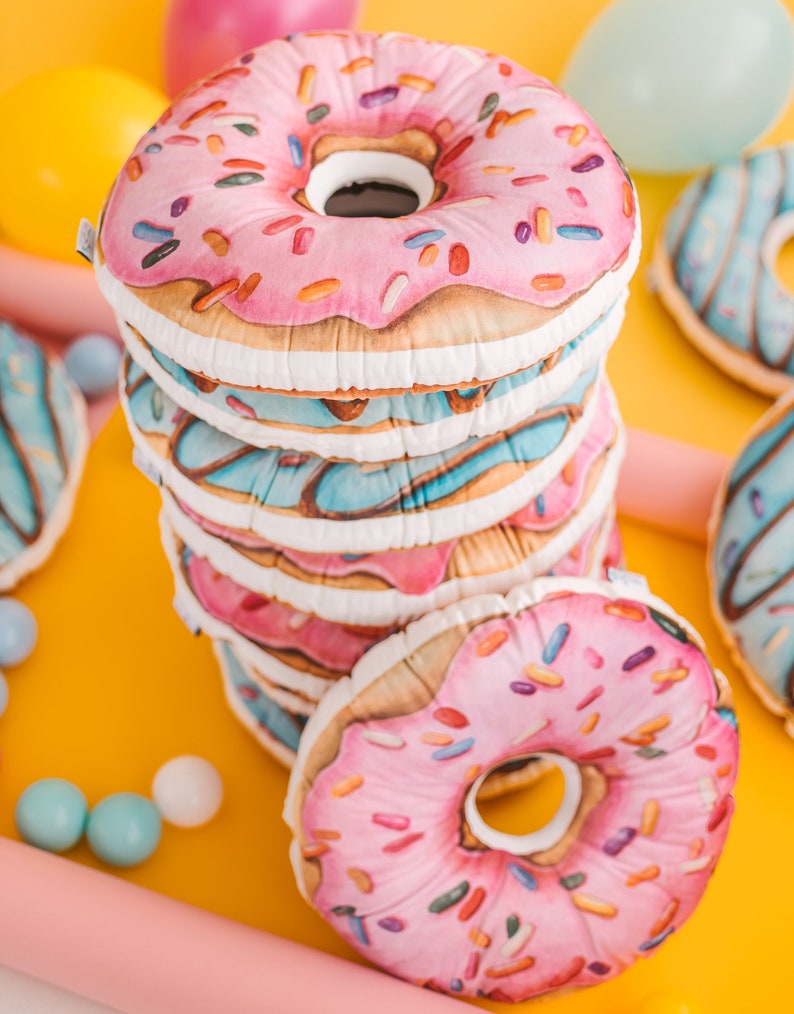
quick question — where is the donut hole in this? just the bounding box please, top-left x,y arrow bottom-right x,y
324,181 -> 420,218
303,150 -> 435,218
475,757 -> 567,837
464,752 -> 583,858
768,210 -> 794,297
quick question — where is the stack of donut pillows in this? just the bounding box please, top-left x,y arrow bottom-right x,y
94,31 -> 740,1004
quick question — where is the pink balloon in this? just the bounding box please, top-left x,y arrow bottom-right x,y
162,0 -> 361,96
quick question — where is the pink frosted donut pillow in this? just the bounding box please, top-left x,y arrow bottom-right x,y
284,575 -> 738,1003
94,30 -> 640,396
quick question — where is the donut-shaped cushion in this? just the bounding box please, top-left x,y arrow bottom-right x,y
122,355 -> 607,554
0,320 -> 89,591
95,31 -> 640,395
709,385 -> 794,733
119,290 -> 625,461
654,144 -> 794,396
285,576 -> 738,1002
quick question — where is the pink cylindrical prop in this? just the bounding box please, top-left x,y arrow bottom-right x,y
618,427 -> 728,543
0,838 -> 458,1013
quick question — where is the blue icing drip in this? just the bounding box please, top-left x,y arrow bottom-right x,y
672,146 -> 794,374
136,304 -> 607,435
219,643 -> 305,752
125,356 -> 595,520
727,404 -> 794,492
717,707 -> 738,729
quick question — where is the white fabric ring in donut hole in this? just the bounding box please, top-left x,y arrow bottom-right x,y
303,150 -> 436,217
284,575 -> 739,1003
464,753 -> 583,856
94,30 -> 640,395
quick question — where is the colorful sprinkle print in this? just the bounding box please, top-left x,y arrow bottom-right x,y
170,197 -> 189,217
359,85 -> 399,108
290,575 -> 738,1002
404,229 -> 446,249
287,135 -> 304,168
214,172 -> 264,187
98,29 -> 640,409
133,222 -> 174,243
572,154 -> 605,173
141,239 -> 180,268
429,881 -> 469,913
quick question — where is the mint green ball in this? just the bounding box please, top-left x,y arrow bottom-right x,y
561,0 -> 794,173
15,778 -> 88,852
86,792 -> 162,867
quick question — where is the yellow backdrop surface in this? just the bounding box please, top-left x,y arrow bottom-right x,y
1,2 -> 793,1012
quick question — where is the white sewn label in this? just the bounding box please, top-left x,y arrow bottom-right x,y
132,447 -> 162,487
75,218 -> 97,264
606,567 -> 649,591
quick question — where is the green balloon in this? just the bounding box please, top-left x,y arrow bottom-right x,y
561,0 -> 794,173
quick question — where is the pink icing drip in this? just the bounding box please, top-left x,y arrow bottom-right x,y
186,551 -> 390,673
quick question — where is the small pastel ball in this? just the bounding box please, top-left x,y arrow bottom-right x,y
151,755 -> 224,828
64,333 -> 122,400
0,672 -> 8,717
87,792 -> 162,867
15,778 -> 88,852
0,598 -> 38,667
636,995 -> 707,1014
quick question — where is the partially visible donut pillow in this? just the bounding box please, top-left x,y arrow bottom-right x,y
0,320 -> 88,590
654,145 -> 794,395
709,384 -> 794,732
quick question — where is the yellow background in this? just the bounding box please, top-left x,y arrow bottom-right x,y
1,1 -> 793,1011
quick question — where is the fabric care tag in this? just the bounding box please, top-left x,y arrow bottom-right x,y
606,567 -> 649,591
75,219 -> 97,264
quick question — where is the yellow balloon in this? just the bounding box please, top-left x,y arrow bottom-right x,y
0,65 -> 167,262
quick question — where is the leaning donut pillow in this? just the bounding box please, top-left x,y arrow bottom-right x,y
284,575 -> 739,1003
93,30 -> 640,396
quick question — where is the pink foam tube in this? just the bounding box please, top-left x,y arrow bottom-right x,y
618,427 -> 729,544
0,838 -> 459,1013
0,241 -> 118,340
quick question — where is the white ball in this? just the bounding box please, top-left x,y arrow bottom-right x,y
151,755 -> 224,828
